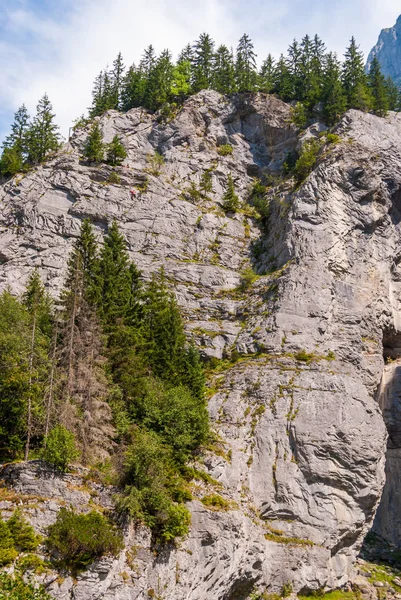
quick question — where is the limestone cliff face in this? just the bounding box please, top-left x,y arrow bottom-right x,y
366,15 -> 401,84
1,92 -> 401,599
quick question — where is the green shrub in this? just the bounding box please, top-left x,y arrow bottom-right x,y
146,151 -> 165,175
222,174 -> 240,213
293,139 -> 322,183
16,554 -> 49,575
326,133 -> 341,144
201,493 -> 230,510
0,572 -> 51,600
0,518 -> 17,566
217,144 -> 233,156
106,135 -> 127,166
239,267 -> 258,291
290,102 -> 308,128
46,508 -> 123,571
7,509 -> 40,551
281,583 -> 293,598
41,425 -> 79,472
249,180 -> 270,219
119,428 -> 191,543
294,350 -> 316,363
107,171 -> 121,184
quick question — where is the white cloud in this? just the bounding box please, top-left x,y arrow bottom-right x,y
0,0 -> 400,142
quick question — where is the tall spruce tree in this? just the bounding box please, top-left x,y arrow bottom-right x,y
144,50 -> 174,110
107,135 -> 127,166
27,94 -> 60,165
192,33 -> 215,92
368,56 -> 389,117
385,76 -> 399,111
213,45 -> 236,94
321,52 -> 347,125
274,55 -> 294,101
120,64 -> 147,111
259,55 -> 275,93
342,37 -> 371,111
235,34 -> 257,92
2,105 -> 30,160
83,122 -> 105,163
22,270 -> 52,460
58,221 -> 114,463
98,220 -> 133,326
111,52 -> 125,110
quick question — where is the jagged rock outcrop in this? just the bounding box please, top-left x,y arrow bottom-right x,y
366,15 -> 401,84
2,91 -> 401,598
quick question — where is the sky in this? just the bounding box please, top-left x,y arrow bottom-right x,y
0,0 -> 400,144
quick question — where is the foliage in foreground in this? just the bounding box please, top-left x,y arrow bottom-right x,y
41,425 -> 79,472
0,510 -> 40,566
46,508 -> 123,571
0,573 -> 51,600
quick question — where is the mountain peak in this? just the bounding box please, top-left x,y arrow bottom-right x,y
366,14 -> 401,84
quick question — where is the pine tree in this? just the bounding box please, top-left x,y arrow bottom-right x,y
144,50 -> 174,110
235,34 -> 257,92
98,220 -> 133,326
192,33 -> 215,92
342,37 -> 372,111
2,105 -> 30,157
120,64 -> 147,111
368,56 -> 389,117
22,270 -> 52,460
178,44 -> 193,64
89,71 -> 106,117
286,39 -> 302,99
0,147 -> 23,177
107,135 -> 127,166
299,34 -> 323,110
140,45 -> 157,75
58,222 -> 114,463
222,173 -> 240,212
385,76 -> 399,111
27,94 -> 60,165
274,55 -> 294,101
111,52 -> 125,110
213,45 -> 236,94
259,55 -> 275,93
321,52 -> 347,125
83,122 -> 105,163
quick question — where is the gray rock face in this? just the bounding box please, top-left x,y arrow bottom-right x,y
1,92 -> 401,598
366,15 -> 401,84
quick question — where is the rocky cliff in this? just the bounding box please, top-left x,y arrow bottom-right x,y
1,91 -> 401,599
366,14 -> 401,84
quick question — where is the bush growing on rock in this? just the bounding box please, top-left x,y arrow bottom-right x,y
41,425 -> 79,472
106,135 -> 127,166
46,508 -> 123,571
293,139 -> 322,183
0,572 -> 52,600
83,122 -> 105,163
222,174 -> 240,213
0,510 -> 39,566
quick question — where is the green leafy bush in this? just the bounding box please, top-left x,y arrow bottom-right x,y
120,428 -> 191,543
239,267 -> 258,291
293,139 -> 322,183
107,170 -> 121,184
16,554 -> 49,575
7,509 -> 40,551
146,151 -> 165,175
290,102 -> 308,128
41,425 -> 79,472
0,517 -> 18,566
0,572 -> 51,600
46,508 -> 123,571
106,135 -> 127,166
217,144 -> 233,156
201,493 -> 230,510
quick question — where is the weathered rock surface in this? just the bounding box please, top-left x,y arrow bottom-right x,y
366,14 -> 401,84
2,91 -> 401,598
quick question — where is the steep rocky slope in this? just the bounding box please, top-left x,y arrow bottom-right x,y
1,91 -> 401,598
366,14 -> 401,84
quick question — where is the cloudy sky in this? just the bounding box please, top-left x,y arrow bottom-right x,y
0,0 -> 400,143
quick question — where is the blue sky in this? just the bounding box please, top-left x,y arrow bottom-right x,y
0,0 -> 400,144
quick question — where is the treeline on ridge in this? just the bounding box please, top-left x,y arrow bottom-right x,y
0,219 -> 208,542
1,32 -> 399,179
89,33 -> 399,123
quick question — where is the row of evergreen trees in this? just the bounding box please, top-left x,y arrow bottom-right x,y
0,95 -> 60,177
89,34 -> 400,123
0,220 -> 208,541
